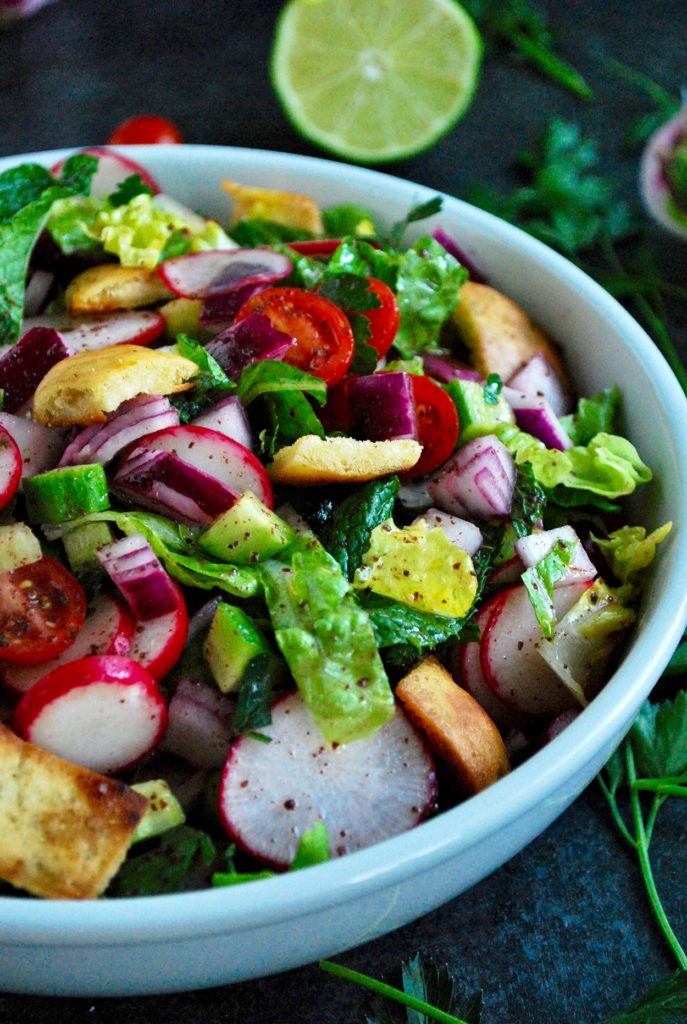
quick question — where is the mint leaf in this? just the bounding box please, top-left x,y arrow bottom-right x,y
170,333 -> 235,421
599,969 -> 687,1024
521,539 -> 575,638
260,390 -> 325,459
108,173 -> 154,208
390,196 -> 443,248
234,652 -> 280,733
483,372 -> 503,405
510,463 -> 547,538
393,237 -> 467,357
0,163 -> 53,221
361,591 -> 478,652
321,477 -> 399,580
109,826 -> 216,897
238,358 -> 327,407
631,692 -> 687,780
57,153 -> 98,195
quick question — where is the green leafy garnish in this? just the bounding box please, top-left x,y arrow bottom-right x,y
510,462 -> 547,538
360,591 -> 479,652
56,153 -> 99,195
389,196 -> 443,249
482,372 -> 503,405
237,358 -> 327,408
320,476 -> 399,581
212,821 -> 330,887
0,163 -> 54,221
233,652 -> 282,734
393,237 -> 467,358
607,60 -> 682,148
171,334 -> 235,421
110,826 -> 216,897
108,173 -> 154,208
230,218 -> 313,246
593,523 -> 672,585
560,386 -> 621,445
323,203 -> 377,238
521,539 -> 574,638
260,391 -> 325,459
599,970 -> 687,1024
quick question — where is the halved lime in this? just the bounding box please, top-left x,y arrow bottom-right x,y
271,0 -> 482,164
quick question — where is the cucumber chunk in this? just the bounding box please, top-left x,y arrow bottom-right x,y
204,602 -> 268,693
24,464 -> 110,524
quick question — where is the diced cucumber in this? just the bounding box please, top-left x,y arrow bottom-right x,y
23,464 -> 110,524
204,602 -> 268,693
447,378 -> 515,444
131,779 -> 186,843
198,491 -> 295,564
0,523 -> 42,575
63,521 -> 114,581
159,297 -> 206,340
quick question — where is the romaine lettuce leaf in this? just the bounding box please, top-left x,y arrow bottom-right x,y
560,386 -> 621,445
393,236 -> 467,357
47,195 -> 105,255
353,519 -> 477,619
521,539 -> 574,639
593,522 -> 672,583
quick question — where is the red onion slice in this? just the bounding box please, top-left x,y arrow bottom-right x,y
205,313 -> 296,381
0,326 -> 69,412
349,372 -> 418,441
96,535 -> 181,622
507,353 -> 571,417
0,412 -> 68,478
60,395 -> 180,467
428,435 -> 515,520
159,248 -> 293,300
504,388 -> 573,451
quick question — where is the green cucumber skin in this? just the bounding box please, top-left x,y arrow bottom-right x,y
448,378 -> 515,444
199,493 -> 295,564
24,464 -> 110,525
204,603 -> 268,693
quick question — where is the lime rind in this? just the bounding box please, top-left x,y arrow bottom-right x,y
271,0 -> 483,164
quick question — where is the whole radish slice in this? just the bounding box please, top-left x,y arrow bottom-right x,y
51,147 -> 160,197
124,424 -> 273,508
160,677 -> 234,769
220,692 -> 436,870
24,311 -> 165,354
448,601 -> 520,733
0,425 -> 22,510
159,249 -> 293,300
0,412 -> 68,479
128,585 -> 189,679
13,655 -> 167,774
192,397 -> 252,451
480,582 -> 591,717
0,593 -> 134,695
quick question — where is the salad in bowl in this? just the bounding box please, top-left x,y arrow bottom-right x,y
0,144 -> 684,995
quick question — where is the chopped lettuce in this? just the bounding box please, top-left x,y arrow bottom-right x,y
47,195 -> 105,255
260,535 -> 394,744
383,355 -> 425,375
593,522 -> 672,583
354,519 -> 477,619
237,359 -> 327,408
393,236 -> 468,357
521,539 -> 575,639
212,821 -> 330,887
560,386 -> 621,445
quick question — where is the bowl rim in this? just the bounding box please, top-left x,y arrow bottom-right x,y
2,143 -> 687,946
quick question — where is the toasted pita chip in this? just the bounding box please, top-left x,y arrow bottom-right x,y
452,281 -> 568,383
396,656 -> 509,794
33,344 -> 197,427
66,264 -> 172,314
267,435 -> 421,485
0,724 -> 147,899
222,180 -> 324,234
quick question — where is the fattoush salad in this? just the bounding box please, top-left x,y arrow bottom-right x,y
0,148 -> 670,899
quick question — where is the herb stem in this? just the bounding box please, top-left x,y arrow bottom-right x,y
633,780 -> 687,798
626,745 -> 687,969
645,793 -> 668,847
319,960 -> 470,1024
597,773 -> 636,849
509,31 -> 594,101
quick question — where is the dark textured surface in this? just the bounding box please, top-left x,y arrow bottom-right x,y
1,1 -> 687,1020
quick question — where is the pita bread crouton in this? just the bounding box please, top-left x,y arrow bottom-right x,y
267,435 -> 422,485
452,281 -> 568,383
33,344 -> 198,427
0,724 -> 147,899
66,264 -> 172,314
222,180 -> 324,235
396,656 -> 509,794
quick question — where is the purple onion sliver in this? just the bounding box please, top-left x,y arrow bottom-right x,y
200,282 -> 267,325
96,535 -> 180,622
206,313 -> 296,381
422,351 -> 482,384
432,227 -> 487,283
349,372 -> 418,442
0,326 -> 69,412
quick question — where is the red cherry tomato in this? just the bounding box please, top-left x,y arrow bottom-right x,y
288,239 -> 342,257
234,287 -> 355,388
107,115 -> 183,146
0,557 -> 87,666
358,277 -> 400,359
405,375 -> 460,479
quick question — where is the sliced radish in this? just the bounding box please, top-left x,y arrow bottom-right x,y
159,677 -> 235,769
0,592 -> 134,695
448,601 -> 518,733
480,582 -> 591,717
412,508 -> 483,556
219,691 -> 436,870
51,147 -> 160,197
515,526 -> 597,587
24,270 -> 54,317
23,310 -> 165,354
487,555 -> 525,591
639,107 -> 687,241
13,655 -> 167,774
124,424 -> 273,508
191,397 -> 253,451
0,425 -> 22,510
159,249 -> 293,300
128,583 -> 188,679
0,412 -> 68,479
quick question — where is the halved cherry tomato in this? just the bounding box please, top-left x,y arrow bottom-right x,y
0,557 -> 87,666
288,239 -> 342,257
107,115 -> 183,146
404,375 -> 460,479
358,277 -> 400,359
234,287 -> 355,388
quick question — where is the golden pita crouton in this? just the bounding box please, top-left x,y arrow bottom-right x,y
222,180 -> 324,235
0,724 -> 147,899
452,281 -> 568,383
396,656 -> 509,794
267,435 -> 422,485
66,264 -> 172,314
33,344 -> 198,427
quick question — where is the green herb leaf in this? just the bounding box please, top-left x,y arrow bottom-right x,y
521,539 -> 575,638
483,373 -> 503,405
289,819 -> 330,870
320,477 -> 400,581
393,237 -> 467,358
170,334 -> 235,421
56,153 -> 98,195
560,386 -> 621,446
108,173 -> 154,208
259,391 -> 325,459
323,203 -> 378,238
510,462 -> 547,539
158,228 -> 192,262
318,271 -> 382,312
327,238 -> 399,288
390,196 -> 443,248
110,826 -> 216,897
599,969 -> 687,1024
361,591 -> 478,652
234,651 -> 280,733
631,692 -> 687,781
231,219 -> 313,246
0,163 -> 54,221
238,358 -> 327,407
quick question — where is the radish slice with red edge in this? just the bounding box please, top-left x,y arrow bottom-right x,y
639,105 -> 687,241
123,424 -> 273,509
159,677 -> 234,769
0,593 -> 134,695
480,581 -> 591,717
96,535 -> 182,621
128,584 -> 188,679
0,425 -> 22,510
24,271 -> 54,317
0,412 -> 66,479
219,691 -> 437,870
22,310 -> 166,355
0,326 -> 69,412
514,526 -> 597,587
50,147 -> 160,197
13,655 -> 167,774
159,248 -> 293,300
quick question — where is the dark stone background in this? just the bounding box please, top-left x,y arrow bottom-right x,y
1,1 -> 686,1020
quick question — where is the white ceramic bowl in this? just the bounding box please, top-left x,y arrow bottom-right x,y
2,145 -> 687,997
